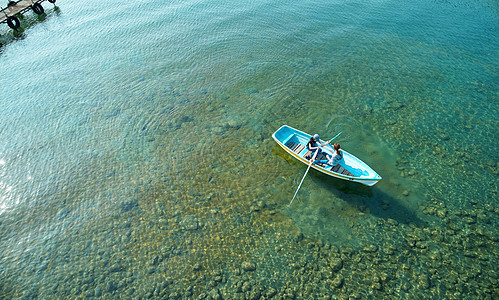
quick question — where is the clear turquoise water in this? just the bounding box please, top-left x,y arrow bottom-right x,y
0,0 -> 497,298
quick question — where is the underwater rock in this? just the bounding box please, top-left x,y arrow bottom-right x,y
208,288 -> 221,300
293,232 -> 304,242
437,132 -> 450,141
56,208 -> 70,220
381,200 -> 391,210
241,261 -> 256,272
121,200 -> 138,212
363,244 -> 378,253
330,257 -> 343,272
209,288 -> 222,300
387,218 -> 398,226
179,115 -> 194,123
265,287 -> 277,298
94,285 -> 103,297
22,287 -> 39,300
418,274 -> 430,289
223,118 -> 242,130
372,281 -> 382,290
241,280 -> 252,292
106,280 -> 118,293
462,217 -> 475,224
382,244 -> 395,255
249,288 -> 262,300
341,246 -> 354,256
477,213 -> 490,224
256,200 -> 265,209
193,263 -> 202,271
150,256 -> 160,266
180,215 -> 198,230
105,108 -> 121,119
109,263 -> 123,273
332,274 -> 343,288
250,205 -> 260,212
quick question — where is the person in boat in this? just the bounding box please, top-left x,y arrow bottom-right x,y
314,143 -> 343,166
307,134 -> 331,161
328,143 -> 343,166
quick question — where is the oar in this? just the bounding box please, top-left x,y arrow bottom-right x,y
289,131 -> 343,206
289,149 -> 319,206
328,131 -> 342,143
323,131 -> 343,155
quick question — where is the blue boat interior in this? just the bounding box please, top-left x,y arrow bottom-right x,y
283,135 -> 356,177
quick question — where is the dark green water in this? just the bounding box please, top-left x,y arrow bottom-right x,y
0,0 -> 497,298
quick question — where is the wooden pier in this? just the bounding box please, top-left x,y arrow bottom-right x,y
1,0 -> 56,30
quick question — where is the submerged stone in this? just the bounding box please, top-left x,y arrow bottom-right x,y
372,281 -> 382,290
180,215 -> 198,230
330,257 -> 343,272
109,263 -> 123,273
56,208 -> 70,220
106,281 -> 117,293
208,288 -> 221,300
121,200 -> 138,212
241,261 -> 256,271
94,285 -> 102,297
332,274 -> 343,288
363,244 -> 378,253
105,108 -> 121,119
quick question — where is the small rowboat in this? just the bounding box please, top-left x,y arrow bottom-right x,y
272,125 -> 382,186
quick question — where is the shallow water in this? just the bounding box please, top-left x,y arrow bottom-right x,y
0,0 -> 498,298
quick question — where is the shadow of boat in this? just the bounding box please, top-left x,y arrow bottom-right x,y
273,144 -> 428,228
310,170 -> 429,228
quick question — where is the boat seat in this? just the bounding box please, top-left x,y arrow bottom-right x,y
303,151 -> 329,167
285,141 -> 305,154
332,164 -> 353,177
305,151 -> 327,160
316,152 -> 328,161
331,164 -> 342,172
